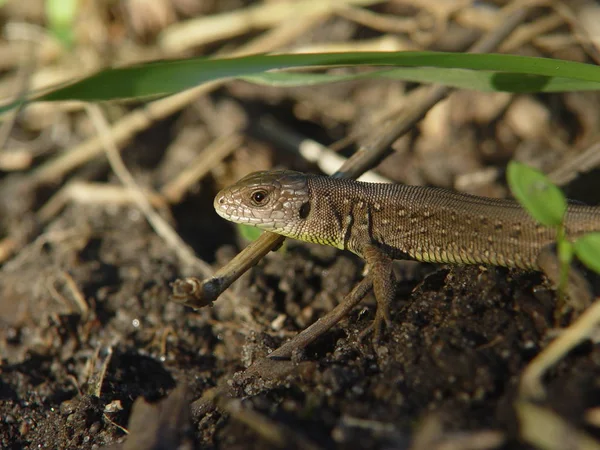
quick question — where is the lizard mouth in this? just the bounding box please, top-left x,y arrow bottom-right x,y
213,191 -> 249,224
213,191 -> 229,218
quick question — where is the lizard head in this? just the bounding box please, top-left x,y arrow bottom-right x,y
214,170 -> 312,237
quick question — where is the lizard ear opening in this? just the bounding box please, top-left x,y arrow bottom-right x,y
299,201 -> 311,219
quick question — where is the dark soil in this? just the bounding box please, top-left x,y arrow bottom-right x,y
2,167 -> 600,448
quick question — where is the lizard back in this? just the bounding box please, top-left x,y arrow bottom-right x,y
304,175 -> 600,269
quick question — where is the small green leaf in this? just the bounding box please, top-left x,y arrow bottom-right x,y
507,161 -> 567,227
574,232 -> 600,274
46,0 -> 79,47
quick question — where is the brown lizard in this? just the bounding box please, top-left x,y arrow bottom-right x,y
214,170 -> 600,336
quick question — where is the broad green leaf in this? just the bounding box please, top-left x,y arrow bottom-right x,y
23,52 -> 600,103
574,232 -> 600,274
507,161 -> 567,227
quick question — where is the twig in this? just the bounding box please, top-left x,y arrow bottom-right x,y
516,400 -> 600,449
0,28 -> 39,150
335,5 -> 416,34
216,397 -> 322,450
260,276 -> 372,360
548,139 -> 600,186
190,277 -> 372,417
500,11 -> 564,52
250,116 -> 390,182
337,2 -> 530,179
85,343 -> 114,397
37,181 -> 167,223
519,298 -> 600,400
411,413 -> 505,450
158,0 -> 384,53
160,133 -> 242,203
85,104 -> 215,277
551,0 -> 600,65
171,232 -> 286,308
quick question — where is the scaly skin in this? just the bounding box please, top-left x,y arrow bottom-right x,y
214,170 -> 600,336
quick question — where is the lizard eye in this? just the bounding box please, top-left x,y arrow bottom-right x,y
250,190 -> 268,205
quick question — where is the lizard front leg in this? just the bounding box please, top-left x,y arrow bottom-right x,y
361,244 -> 395,341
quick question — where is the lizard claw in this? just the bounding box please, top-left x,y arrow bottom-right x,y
359,304 -> 392,344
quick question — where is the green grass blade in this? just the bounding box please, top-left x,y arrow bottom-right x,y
244,68 -> 600,92
27,52 -> 600,103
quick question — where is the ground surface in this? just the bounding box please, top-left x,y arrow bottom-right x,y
2,1 -> 600,449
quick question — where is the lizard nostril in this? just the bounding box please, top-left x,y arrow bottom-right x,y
219,196 -> 225,204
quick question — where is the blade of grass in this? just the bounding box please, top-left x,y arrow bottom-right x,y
14,52 -> 600,106
243,68 -> 600,92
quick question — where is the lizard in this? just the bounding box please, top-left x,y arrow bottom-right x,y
213,170 -> 600,337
